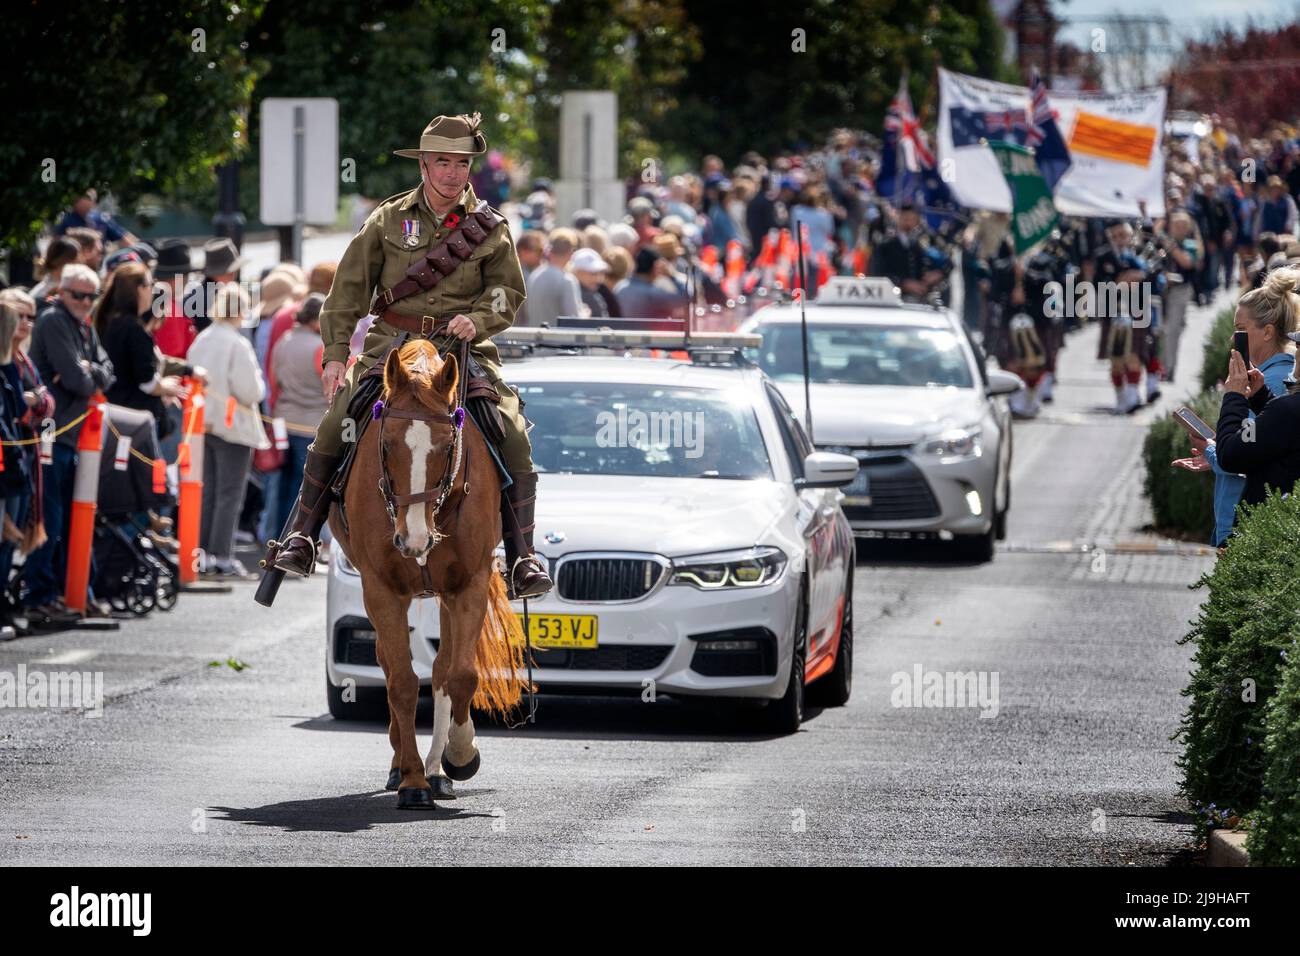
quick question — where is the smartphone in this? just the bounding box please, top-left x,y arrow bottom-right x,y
1233,330 -> 1251,368
1173,406 -> 1216,442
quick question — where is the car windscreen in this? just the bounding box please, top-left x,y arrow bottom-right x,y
515,381 -> 772,480
754,323 -> 974,388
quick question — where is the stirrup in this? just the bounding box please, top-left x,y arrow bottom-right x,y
266,532 -> 319,576
508,554 -> 552,599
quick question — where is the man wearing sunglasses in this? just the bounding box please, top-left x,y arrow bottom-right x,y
25,263 -> 115,624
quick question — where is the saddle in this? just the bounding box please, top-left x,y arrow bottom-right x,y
329,332 -> 512,537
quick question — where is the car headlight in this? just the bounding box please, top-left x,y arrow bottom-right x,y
669,546 -> 788,590
922,426 -> 982,458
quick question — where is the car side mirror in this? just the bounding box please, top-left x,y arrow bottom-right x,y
986,369 -> 1023,397
795,451 -> 859,489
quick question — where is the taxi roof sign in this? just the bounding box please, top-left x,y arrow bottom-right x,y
815,276 -> 902,307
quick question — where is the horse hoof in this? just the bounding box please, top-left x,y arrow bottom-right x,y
385,767 -> 400,792
427,775 -> 457,800
396,786 -> 437,810
442,749 -> 480,781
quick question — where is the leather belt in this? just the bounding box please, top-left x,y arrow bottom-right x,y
378,308 -> 450,337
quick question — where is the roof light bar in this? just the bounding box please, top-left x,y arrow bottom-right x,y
497,327 -> 762,350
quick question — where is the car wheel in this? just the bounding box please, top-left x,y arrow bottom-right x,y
995,432 -> 1012,540
994,472 -> 1010,540
810,567 -> 853,707
326,672 -> 390,721
764,580 -> 807,734
957,525 -> 996,563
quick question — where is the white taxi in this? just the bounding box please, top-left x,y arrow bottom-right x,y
738,277 -> 1021,561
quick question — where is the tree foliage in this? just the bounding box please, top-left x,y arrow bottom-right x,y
0,0 -> 262,248
646,0 -> 1009,166
1169,23 -> 1300,136
3,1 -> 1016,247
240,0 -> 547,212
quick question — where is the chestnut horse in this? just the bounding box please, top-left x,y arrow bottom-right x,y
330,339 -> 529,810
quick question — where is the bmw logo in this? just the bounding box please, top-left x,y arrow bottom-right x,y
545,530 -> 566,544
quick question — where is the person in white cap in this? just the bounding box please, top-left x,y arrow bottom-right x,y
570,247 -> 612,318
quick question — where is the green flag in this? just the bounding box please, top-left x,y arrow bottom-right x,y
988,141 -> 1058,255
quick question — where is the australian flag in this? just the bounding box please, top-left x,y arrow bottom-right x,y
949,106 -> 1029,147
877,74 -> 927,202
1025,68 -> 1072,192
878,74 -> 954,229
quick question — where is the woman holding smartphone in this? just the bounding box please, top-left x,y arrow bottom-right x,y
1197,269 -> 1300,543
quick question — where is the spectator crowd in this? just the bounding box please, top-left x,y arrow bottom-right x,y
6,112 -> 1300,636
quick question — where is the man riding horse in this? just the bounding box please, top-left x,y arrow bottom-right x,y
262,112 -> 553,599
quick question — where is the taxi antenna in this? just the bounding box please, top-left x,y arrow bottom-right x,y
793,217 -> 815,441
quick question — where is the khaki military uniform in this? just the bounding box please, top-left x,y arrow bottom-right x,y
313,181 -> 532,472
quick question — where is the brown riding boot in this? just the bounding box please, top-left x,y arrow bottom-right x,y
504,470 -> 553,599
266,446 -> 342,577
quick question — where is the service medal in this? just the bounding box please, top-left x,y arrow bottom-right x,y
401,219 -> 421,247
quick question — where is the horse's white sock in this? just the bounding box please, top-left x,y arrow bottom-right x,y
446,715 -> 478,765
424,688 -> 452,777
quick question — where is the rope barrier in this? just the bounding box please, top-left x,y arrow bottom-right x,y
1,390 -> 320,461
0,408 -> 91,447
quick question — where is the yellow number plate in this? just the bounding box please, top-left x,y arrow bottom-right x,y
513,613 -> 598,649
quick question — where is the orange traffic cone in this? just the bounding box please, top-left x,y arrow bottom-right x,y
63,395 -> 106,612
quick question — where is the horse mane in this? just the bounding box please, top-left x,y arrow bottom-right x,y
383,338 -> 459,411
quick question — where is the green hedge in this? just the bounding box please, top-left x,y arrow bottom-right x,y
1141,387 -> 1220,542
1177,492 -> 1300,841
1198,307 -> 1237,395
1247,638 -> 1300,865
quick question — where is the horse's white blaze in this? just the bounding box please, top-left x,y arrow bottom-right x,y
424,687 -> 452,778
401,420 -> 433,550
447,713 -> 477,766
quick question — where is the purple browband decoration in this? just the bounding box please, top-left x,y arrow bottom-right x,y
453,407 -> 465,429
371,400 -> 384,420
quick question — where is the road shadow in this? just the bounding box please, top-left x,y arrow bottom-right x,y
855,537 -> 989,569
292,694 -> 828,743
1099,808 -> 1200,867
209,791 -> 497,834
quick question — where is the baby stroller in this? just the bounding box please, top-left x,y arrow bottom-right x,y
93,404 -> 178,617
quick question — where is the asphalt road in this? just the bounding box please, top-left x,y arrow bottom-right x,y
0,298 -> 1223,865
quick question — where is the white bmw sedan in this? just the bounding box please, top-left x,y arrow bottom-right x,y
739,278 -> 1021,562
326,348 -> 859,733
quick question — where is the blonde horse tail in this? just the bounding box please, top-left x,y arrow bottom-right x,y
471,572 -> 531,718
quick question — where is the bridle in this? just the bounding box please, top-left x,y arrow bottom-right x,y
374,340 -> 470,544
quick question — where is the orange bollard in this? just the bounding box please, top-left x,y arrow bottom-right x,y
63,396 -> 105,612
777,229 -> 796,290
177,381 -> 206,584
723,240 -> 744,299
816,251 -> 834,289
852,247 -> 868,277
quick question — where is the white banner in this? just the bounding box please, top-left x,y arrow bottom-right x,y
1050,88 -> 1166,219
936,68 -> 1166,218
936,68 -> 1021,212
